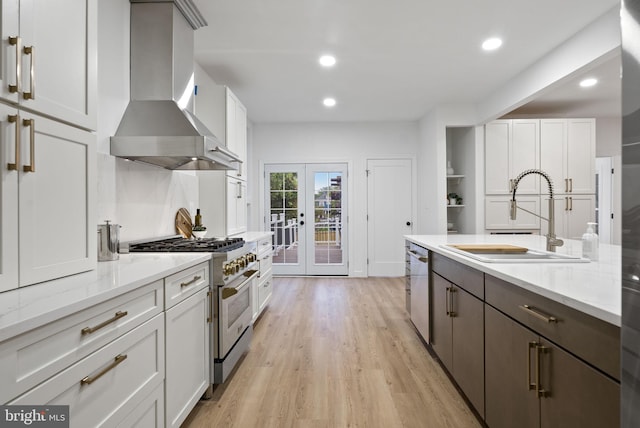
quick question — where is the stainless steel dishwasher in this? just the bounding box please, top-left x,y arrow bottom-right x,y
407,242 -> 429,342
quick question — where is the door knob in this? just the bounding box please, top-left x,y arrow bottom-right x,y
300,221 -> 305,226
406,221 -> 412,226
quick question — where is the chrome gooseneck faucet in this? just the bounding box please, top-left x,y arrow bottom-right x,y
510,169 -> 564,252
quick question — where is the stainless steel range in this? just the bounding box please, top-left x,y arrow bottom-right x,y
128,236 -> 258,385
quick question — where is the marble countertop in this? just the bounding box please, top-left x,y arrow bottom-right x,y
237,231 -> 274,242
404,234 -> 620,326
0,253 -> 211,342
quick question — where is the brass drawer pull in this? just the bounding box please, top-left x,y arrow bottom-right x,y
519,304 -> 558,323
7,114 -> 19,171
564,178 -> 569,193
527,341 -> 537,391
448,287 -> 457,317
180,275 -> 202,288
8,36 -> 21,94
22,118 -> 35,172
80,354 -> 127,385
536,345 -> 549,398
207,290 -> 213,323
569,178 -> 573,193
23,45 -> 35,100
81,311 -> 128,335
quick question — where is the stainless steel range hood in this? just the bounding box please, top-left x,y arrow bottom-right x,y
111,0 -> 240,171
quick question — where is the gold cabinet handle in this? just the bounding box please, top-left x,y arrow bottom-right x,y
22,118 -> 34,172
22,45 -> 34,100
536,345 -> 549,398
519,304 -> 558,323
8,36 -> 21,93
80,354 -> 127,385
569,197 -> 573,211
264,280 -> 271,288
7,114 -> 19,170
564,178 -> 568,193
180,275 -> 202,288
445,286 -> 451,316
569,178 -> 573,193
207,290 -> 213,323
564,197 -> 568,211
527,341 -> 537,391
449,287 -> 457,317
81,310 -> 128,335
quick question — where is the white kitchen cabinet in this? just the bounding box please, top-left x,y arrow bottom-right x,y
256,236 -> 273,319
10,314 -> 165,428
485,119 -> 540,195
197,172 -> 247,237
485,195 -> 540,230
165,286 -> 210,428
540,119 -> 596,195
0,106 -> 96,291
0,0 -> 97,130
194,83 -> 247,180
540,195 -> 596,240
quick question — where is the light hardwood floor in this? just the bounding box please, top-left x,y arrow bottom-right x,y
183,277 -> 481,428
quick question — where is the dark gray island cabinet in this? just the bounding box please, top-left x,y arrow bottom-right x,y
429,252 -> 620,428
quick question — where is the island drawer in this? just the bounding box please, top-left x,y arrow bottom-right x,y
164,261 -> 210,309
431,252 -> 484,299
0,280 -> 163,403
485,274 -> 619,380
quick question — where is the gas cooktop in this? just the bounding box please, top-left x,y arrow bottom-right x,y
128,236 -> 245,253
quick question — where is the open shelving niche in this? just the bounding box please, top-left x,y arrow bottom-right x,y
446,126 -> 477,234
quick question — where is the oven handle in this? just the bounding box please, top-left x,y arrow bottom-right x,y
221,269 -> 258,300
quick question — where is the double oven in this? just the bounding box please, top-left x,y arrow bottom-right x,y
128,236 -> 258,385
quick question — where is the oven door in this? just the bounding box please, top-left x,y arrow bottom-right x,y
219,269 -> 258,357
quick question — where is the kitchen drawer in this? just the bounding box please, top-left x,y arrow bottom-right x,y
0,280 -> 163,403
431,252 -> 484,299
10,314 -> 165,427
485,274 -> 619,380
257,236 -> 273,257
164,261 -> 210,309
258,252 -> 273,278
117,382 -> 164,428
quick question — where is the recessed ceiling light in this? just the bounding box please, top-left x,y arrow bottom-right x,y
482,37 -> 503,51
579,78 -> 598,88
323,97 -> 336,107
319,55 -> 336,67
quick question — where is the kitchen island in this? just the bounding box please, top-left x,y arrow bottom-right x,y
405,234 -> 620,428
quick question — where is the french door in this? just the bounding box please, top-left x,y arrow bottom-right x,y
265,163 -> 348,275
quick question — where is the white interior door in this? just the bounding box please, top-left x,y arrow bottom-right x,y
367,159 -> 413,276
265,163 -> 348,276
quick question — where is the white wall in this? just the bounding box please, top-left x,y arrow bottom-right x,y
250,122 -> 419,276
97,0 -> 199,241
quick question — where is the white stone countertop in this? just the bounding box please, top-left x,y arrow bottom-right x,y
0,253 -> 211,342
236,231 -> 274,242
404,234 -> 620,327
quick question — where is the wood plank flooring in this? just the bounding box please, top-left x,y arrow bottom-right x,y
183,277 -> 480,428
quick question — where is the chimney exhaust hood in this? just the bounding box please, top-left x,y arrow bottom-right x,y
110,0 -> 241,171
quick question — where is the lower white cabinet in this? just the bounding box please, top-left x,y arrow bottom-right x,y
540,195 -> 596,240
10,314 -> 165,428
118,383 -> 165,428
485,196 -> 540,230
164,286 -> 210,428
254,236 -> 273,321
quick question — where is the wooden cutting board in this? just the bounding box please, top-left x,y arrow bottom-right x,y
447,244 -> 528,253
175,208 -> 192,238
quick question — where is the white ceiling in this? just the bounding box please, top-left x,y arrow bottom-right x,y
193,0 -> 620,124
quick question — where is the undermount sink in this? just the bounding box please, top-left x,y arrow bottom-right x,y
442,244 -> 589,263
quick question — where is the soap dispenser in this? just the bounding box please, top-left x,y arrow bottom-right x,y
581,222 -> 599,261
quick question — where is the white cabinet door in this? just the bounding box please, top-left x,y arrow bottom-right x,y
567,119 -> 596,194
485,120 -> 539,194
540,119 -> 595,195
17,0 -> 97,130
226,177 -> 247,236
165,287 -> 210,428
485,196 -> 540,230
19,111 -> 95,286
541,195 -> 596,240
0,104 -> 19,292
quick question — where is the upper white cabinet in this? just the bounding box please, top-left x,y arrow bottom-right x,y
0,105 -> 96,291
197,172 -> 247,237
485,120 -> 540,195
0,0 -> 97,130
540,119 -> 596,195
194,81 -> 247,180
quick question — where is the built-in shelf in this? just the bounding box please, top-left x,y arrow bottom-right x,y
447,175 -> 465,185
447,204 -> 466,208
447,175 -> 465,179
